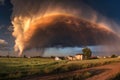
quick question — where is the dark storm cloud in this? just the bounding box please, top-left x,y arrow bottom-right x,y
11,0 -> 95,19
11,0 -> 54,18
24,14 -> 119,51
11,0 -> 120,55
0,0 -> 4,5
0,25 -> 4,30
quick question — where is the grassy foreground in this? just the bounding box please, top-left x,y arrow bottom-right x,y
0,58 -> 120,80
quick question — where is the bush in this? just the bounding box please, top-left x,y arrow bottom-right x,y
111,54 -> 117,58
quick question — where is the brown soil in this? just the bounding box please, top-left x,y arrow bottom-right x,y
22,62 -> 120,80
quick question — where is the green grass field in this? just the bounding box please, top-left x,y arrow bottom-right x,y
0,58 -> 120,80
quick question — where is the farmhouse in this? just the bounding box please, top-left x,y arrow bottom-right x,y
75,54 -> 84,60
54,53 -> 84,61
67,56 -> 74,60
55,57 -> 61,61
67,54 -> 84,60
118,56 -> 120,58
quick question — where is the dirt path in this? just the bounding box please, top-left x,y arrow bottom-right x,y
22,62 -> 120,80
86,62 -> 120,80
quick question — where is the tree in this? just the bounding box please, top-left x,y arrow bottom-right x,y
82,47 -> 92,59
111,54 -> 117,58
23,55 -> 27,58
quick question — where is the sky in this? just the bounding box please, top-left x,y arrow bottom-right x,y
0,0 -> 12,41
84,0 -> 120,22
0,0 -> 120,56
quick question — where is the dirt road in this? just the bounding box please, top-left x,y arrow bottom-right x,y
86,62 -> 120,80
22,62 -> 120,80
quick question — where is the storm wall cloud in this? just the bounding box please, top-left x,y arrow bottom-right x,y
11,0 -> 120,56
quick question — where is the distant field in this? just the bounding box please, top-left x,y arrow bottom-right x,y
0,58 -> 120,80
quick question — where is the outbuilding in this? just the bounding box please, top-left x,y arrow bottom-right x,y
75,54 -> 84,60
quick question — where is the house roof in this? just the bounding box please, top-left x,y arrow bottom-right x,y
68,56 -> 73,57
